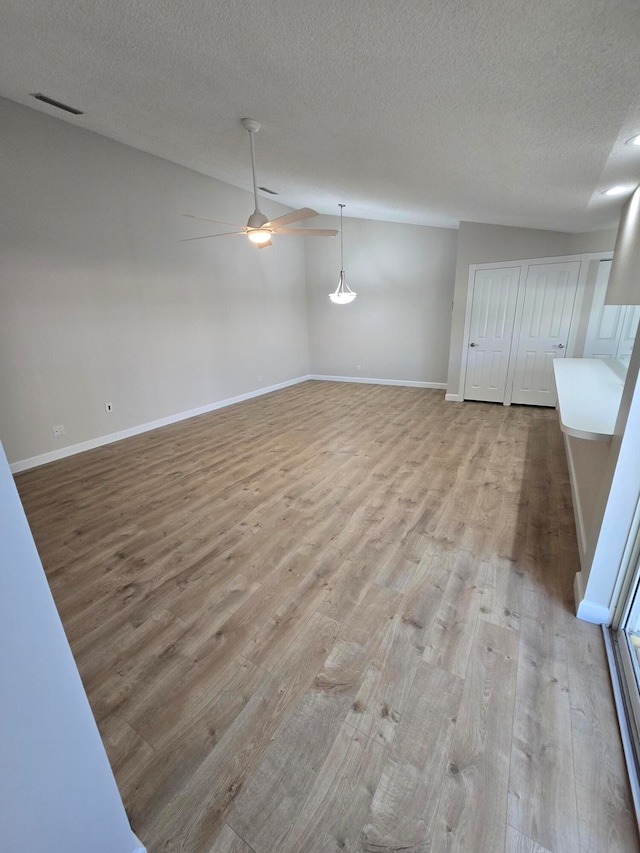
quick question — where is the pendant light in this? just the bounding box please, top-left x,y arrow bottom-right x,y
330,204 -> 357,304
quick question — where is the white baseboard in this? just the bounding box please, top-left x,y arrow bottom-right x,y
132,832 -> 147,853
576,599 -> 611,624
574,573 -> 611,624
573,569 -> 586,611
309,374 -> 447,389
445,392 -> 462,402
9,376 -> 311,473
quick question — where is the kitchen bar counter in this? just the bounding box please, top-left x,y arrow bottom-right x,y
553,357 -> 626,441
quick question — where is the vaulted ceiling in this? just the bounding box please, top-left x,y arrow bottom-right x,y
2,0 -> 640,231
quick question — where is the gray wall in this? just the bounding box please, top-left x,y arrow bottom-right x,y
306,215 -> 458,383
0,97 -> 622,467
0,98 -> 310,464
0,440 -> 140,853
446,221 -> 618,398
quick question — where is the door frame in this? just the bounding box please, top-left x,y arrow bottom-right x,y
457,252 -> 609,404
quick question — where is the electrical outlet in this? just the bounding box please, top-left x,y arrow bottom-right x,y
258,374 -> 263,382
105,402 -> 113,413
52,424 -> 65,437
356,364 -> 362,372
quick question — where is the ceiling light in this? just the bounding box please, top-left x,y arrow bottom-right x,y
247,228 -> 272,244
330,204 -> 357,305
626,135 -> 640,146
604,186 -> 631,197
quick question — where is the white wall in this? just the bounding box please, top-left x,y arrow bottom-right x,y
446,221 -> 617,398
579,329 -> 640,620
0,439 -> 141,853
305,215 -> 458,384
0,98 -> 310,465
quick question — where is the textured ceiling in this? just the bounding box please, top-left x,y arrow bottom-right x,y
1,0 -> 640,231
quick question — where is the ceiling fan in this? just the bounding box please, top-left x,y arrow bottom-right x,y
182,118 -> 338,249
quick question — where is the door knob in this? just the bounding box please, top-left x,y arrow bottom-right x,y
554,343 -> 565,349
469,342 -> 477,347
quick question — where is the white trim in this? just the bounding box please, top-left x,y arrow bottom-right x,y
576,598 -> 611,624
566,254 -> 591,357
9,376 -> 311,473
309,375 -> 447,389
575,570 -> 612,624
603,628 -> 640,829
457,264 -> 482,402
445,392 -> 463,402
502,264 -> 528,406
574,569 -> 586,611
611,494 -> 640,629
470,252 -> 603,271
584,251 -> 615,262
575,579 -> 611,624
612,499 -> 640,629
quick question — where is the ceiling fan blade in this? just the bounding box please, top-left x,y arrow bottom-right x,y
257,238 -> 272,249
265,207 -> 319,229
180,232 -> 246,242
182,214 -> 245,228
274,228 -> 339,237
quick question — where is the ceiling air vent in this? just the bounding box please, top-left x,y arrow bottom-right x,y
259,186 -> 278,195
31,93 -> 84,115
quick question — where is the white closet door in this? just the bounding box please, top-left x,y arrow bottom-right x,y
617,306 -> 640,363
583,261 -> 625,360
510,261 -> 580,406
463,267 -> 520,403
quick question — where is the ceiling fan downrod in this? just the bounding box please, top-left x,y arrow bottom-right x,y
241,118 -> 268,229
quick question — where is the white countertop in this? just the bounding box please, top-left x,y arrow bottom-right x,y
553,358 -> 626,441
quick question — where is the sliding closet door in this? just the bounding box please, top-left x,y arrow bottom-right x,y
509,261 -> 580,406
463,267 -> 521,403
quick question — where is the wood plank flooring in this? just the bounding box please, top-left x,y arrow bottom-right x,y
15,380 -> 639,853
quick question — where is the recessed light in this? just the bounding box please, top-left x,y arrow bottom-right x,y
603,185 -> 630,197
626,135 -> 640,146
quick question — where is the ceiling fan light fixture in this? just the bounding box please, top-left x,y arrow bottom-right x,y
329,203 -> 357,305
247,209 -> 268,229
183,119 -> 336,247
247,228 -> 272,244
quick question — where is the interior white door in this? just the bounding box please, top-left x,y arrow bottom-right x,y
463,267 -> 520,403
583,261 -> 625,360
509,261 -> 580,406
618,306 -> 640,363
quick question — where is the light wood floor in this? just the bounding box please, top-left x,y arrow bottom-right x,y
16,381 -> 639,853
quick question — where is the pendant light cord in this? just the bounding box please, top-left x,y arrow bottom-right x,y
339,203 -> 345,271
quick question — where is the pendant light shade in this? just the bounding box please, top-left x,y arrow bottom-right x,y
330,204 -> 356,304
